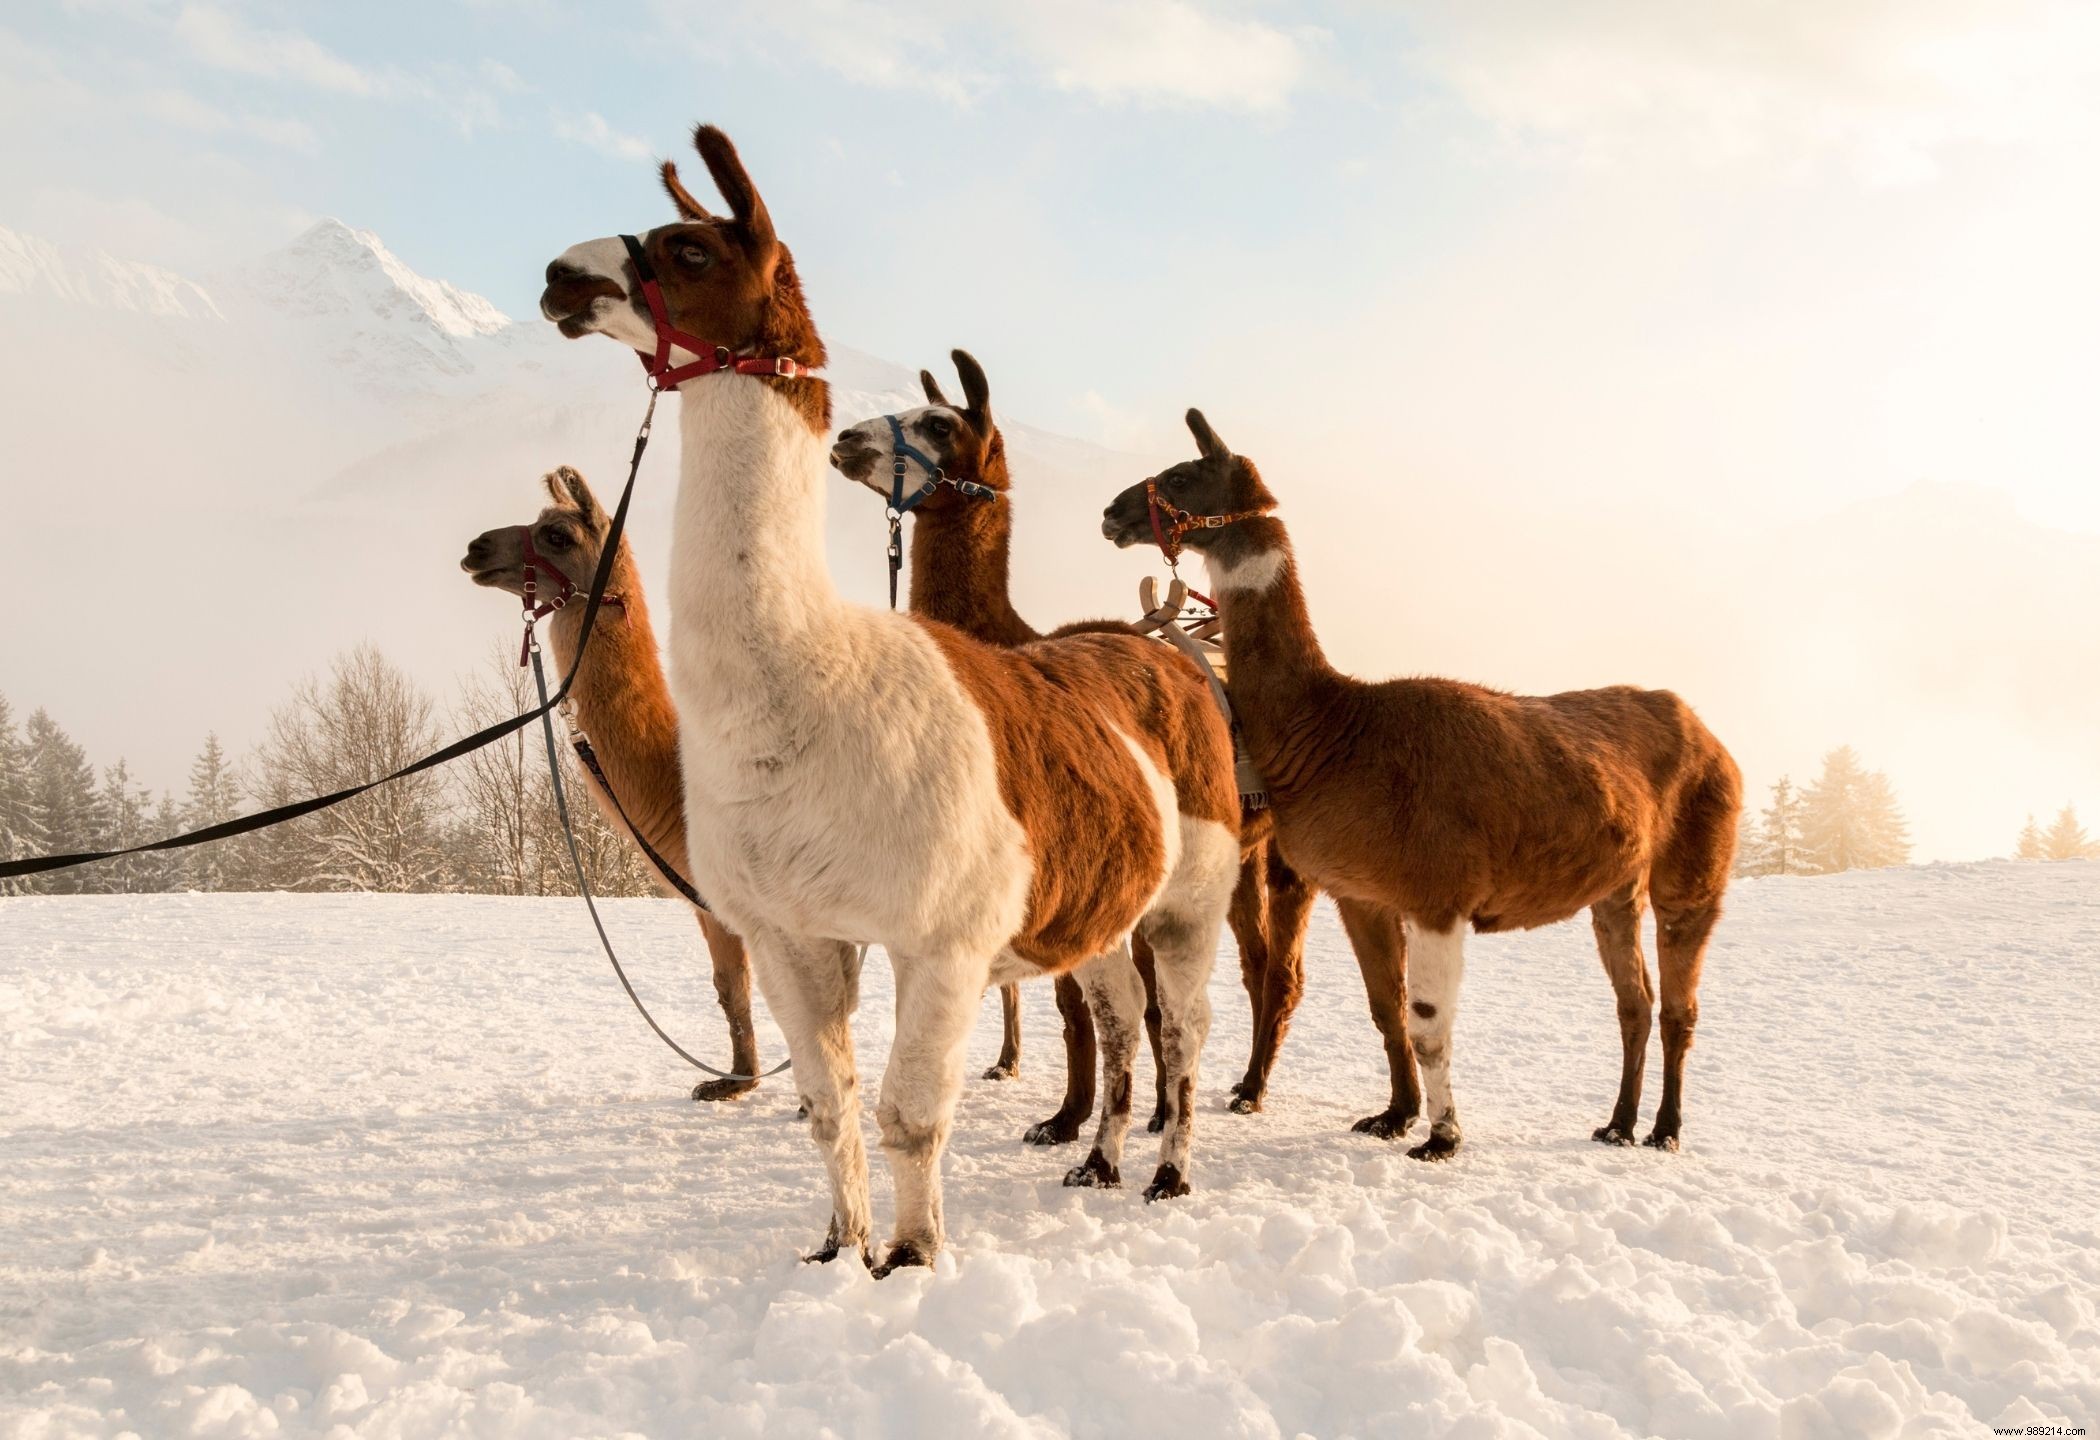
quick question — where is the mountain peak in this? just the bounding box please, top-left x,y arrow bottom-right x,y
0,224 -> 223,321
243,219 -> 511,341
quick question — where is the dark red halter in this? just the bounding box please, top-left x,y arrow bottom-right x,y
618,233 -> 814,392
517,525 -> 623,666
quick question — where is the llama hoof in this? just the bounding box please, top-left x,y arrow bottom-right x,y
1591,1123 -> 1638,1147
1227,1092 -> 1263,1115
690,1077 -> 757,1103
1351,1108 -> 1417,1140
1642,1130 -> 1680,1152
871,1240 -> 933,1278
1406,1130 -> 1461,1162
1023,1113 -> 1084,1146
981,1061 -> 1019,1082
801,1221 -> 870,1268
1063,1148 -> 1121,1188
795,1103 -> 810,1120
1142,1164 -> 1190,1202
1145,1108 -> 1167,1135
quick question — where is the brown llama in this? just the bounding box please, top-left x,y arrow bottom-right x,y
831,351 -> 1424,1141
539,126 -> 1241,1271
1104,412 -> 1742,1158
461,466 -> 763,1100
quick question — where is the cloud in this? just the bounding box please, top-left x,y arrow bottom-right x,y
552,110 -> 651,162
135,87 -> 320,152
173,3 -> 375,97
1404,0 -> 2100,184
1016,2 -> 1314,113
683,0 -> 1316,113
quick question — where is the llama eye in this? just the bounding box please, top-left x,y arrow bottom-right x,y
927,418 -> 951,438
543,530 -> 572,550
678,245 -> 711,268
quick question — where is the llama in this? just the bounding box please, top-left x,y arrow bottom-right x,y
1103,412 -> 1742,1158
461,467 -> 763,1100
830,353 -> 1423,1140
539,126 -> 1241,1272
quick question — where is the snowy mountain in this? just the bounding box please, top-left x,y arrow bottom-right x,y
0,224 -> 223,320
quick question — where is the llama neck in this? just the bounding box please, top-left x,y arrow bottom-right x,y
668,376 -> 844,688
908,494 -> 1038,645
1206,521 -> 1336,738
546,580 -> 687,867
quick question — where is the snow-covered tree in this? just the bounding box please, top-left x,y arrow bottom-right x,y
95,759 -> 156,894
182,733 -> 244,891
23,709 -> 103,895
2015,814 -> 2046,860
1740,776 -> 1812,876
2041,804 -> 2099,862
253,645 -> 450,892
1801,745 -> 1912,873
0,693 -> 47,895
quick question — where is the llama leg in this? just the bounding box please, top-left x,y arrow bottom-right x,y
1336,898 -> 1421,1139
1588,886 -> 1654,1146
1134,933 -> 1170,1134
1023,976 -> 1095,1145
747,931 -> 870,1264
1647,901 -> 1719,1151
983,983 -> 1022,1081
872,953 -> 985,1275
1065,943 -> 1145,1188
1404,921 -> 1466,1161
1233,850 -> 1313,1114
1225,850 -> 1271,1108
690,911 -> 761,1102
1142,905 -> 1224,1200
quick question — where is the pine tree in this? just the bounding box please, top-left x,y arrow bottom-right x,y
2015,814 -> 2045,860
23,709 -> 103,896
183,733 -> 244,891
2041,804 -> 2099,862
1743,776 -> 1811,876
0,693 -> 47,895
1801,745 -> 1912,873
96,760 -> 153,894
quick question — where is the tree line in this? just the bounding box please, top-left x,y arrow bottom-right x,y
2014,806 -> 2099,862
0,644 -> 656,898
1735,744 -> 1913,876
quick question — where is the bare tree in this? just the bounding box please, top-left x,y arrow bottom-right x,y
253,645 -> 450,892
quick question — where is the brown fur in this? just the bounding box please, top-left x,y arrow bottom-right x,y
1103,412 -> 1742,1153
832,356 -> 1420,1133
460,467 -> 764,1099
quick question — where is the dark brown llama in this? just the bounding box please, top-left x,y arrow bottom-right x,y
832,353 -> 1423,1141
1103,412 -> 1742,1158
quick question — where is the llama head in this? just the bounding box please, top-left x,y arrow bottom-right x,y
460,466 -> 624,600
539,125 -> 826,382
829,350 -> 1008,509
1101,408 -> 1278,560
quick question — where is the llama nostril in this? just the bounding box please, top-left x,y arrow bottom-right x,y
545,259 -> 583,286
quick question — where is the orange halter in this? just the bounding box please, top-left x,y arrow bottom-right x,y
1145,478 -> 1273,566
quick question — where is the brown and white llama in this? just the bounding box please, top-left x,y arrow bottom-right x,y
460,467 -> 763,1100
539,126 -> 1241,1272
830,352 -> 1424,1140
1104,412 -> 1743,1157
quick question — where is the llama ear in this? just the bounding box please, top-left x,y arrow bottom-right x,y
692,125 -> 775,252
919,369 -> 949,406
554,466 -> 607,532
659,161 -> 714,222
953,349 -> 990,422
1186,408 -> 1229,459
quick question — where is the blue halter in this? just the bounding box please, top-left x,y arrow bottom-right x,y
883,412 -> 997,608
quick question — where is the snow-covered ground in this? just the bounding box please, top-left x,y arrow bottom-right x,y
3,861 -> 2096,1438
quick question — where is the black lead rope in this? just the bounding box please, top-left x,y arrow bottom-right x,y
529,645 -> 789,1084
0,393 -> 659,883
568,734 -> 707,910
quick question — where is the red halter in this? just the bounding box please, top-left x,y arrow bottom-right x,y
618,234 -> 814,392
517,525 -> 624,666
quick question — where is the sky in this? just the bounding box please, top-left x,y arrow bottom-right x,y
4,0 -> 2098,859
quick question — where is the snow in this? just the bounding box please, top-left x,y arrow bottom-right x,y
3,860 -> 2096,1437
0,225 -> 223,321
